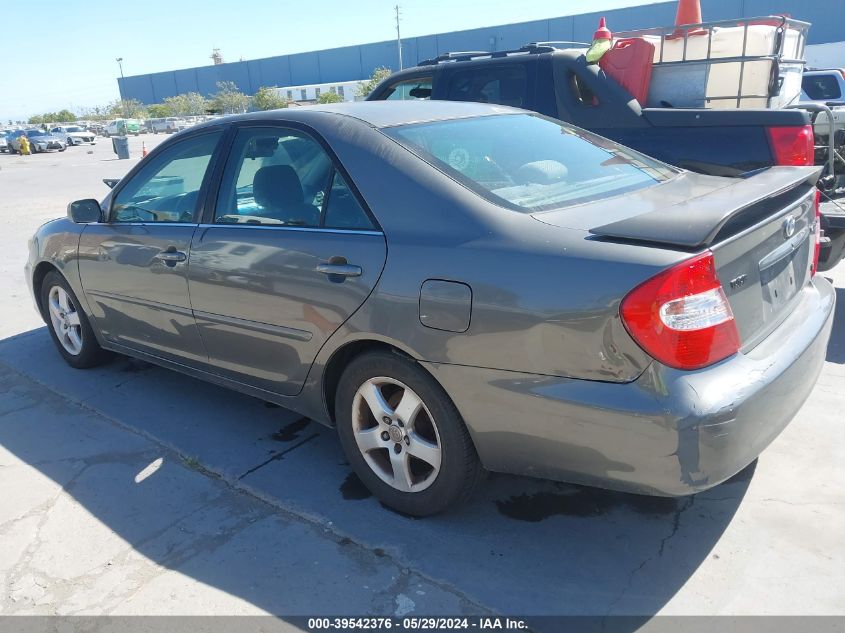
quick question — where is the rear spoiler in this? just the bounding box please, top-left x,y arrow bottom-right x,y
590,167 -> 822,249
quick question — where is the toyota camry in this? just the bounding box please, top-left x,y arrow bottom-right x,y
26,101 -> 835,516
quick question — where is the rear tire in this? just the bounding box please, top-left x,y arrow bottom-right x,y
335,351 -> 484,516
41,271 -> 111,369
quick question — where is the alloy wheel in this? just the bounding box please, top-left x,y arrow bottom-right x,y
351,377 -> 442,493
48,286 -> 83,355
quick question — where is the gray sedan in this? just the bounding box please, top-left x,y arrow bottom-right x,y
26,102 -> 835,516
10,129 -> 67,153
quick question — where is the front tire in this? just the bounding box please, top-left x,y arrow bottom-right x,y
335,351 -> 484,516
41,271 -> 111,369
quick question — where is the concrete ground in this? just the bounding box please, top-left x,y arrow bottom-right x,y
0,134 -> 843,624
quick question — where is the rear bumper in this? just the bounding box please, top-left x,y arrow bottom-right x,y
424,276 -> 835,495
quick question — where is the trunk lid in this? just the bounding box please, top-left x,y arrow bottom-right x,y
533,166 -> 822,350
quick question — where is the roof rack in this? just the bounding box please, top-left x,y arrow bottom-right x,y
418,42 -> 583,66
529,41 -> 590,49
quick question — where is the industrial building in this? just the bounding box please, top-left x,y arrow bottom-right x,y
118,0 -> 845,105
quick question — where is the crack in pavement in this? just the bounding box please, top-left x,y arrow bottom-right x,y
236,433 -> 320,480
602,496 -> 696,620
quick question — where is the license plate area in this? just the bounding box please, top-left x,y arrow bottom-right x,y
759,229 -> 810,317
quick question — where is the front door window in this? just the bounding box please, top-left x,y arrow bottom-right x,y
111,131 -> 222,223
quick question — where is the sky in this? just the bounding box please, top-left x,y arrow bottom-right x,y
0,0 -> 657,122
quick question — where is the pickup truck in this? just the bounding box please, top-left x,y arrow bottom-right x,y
104,119 -> 141,137
800,69 -> 845,180
367,45 -> 845,271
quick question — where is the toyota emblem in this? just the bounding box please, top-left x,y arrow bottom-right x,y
783,215 -> 796,239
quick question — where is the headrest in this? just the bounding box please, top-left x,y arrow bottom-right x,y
253,164 -> 304,210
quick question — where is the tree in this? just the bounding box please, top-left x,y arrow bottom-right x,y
356,66 -> 392,98
27,109 -> 78,124
147,103 -> 172,118
211,81 -> 249,115
77,105 -> 111,121
252,86 -> 290,111
164,92 -> 209,116
318,92 -> 343,104
56,109 -> 76,122
109,99 -> 148,119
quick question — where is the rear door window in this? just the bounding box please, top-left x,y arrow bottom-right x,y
445,64 -> 528,108
215,128 -> 332,227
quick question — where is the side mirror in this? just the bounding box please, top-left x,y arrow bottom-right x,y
68,199 -> 102,223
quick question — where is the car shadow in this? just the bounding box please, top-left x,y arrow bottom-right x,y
825,287 -> 845,364
0,327 -> 754,625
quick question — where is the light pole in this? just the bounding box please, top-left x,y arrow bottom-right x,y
116,57 -> 127,118
395,5 -> 403,70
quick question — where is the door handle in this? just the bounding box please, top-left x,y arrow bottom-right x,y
316,262 -> 362,278
155,250 -> 187,263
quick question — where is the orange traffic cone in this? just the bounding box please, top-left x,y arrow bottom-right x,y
672,0 -> 706,37
142,141 -> 148,157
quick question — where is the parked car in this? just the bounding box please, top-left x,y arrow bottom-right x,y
366,43 -> 845,273
104,119 -> 141,136
0,131 -> 10,152
9,129 -> 66,153
26,102 -> 834,516
50,125 -> 96,146
150,117 -> 187,134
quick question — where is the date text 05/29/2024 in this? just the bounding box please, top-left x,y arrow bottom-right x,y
306,617 -> 529,630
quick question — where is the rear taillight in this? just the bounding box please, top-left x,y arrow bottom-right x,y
812,189 -> 821,276
620,252 -> 741,370
767,125 -> 814,166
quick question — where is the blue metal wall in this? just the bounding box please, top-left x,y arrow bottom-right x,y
119,0 -> 845,104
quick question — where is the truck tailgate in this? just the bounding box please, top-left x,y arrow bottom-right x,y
642,108 -> 811,128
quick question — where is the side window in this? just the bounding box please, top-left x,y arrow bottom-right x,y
214,127 -> 332,227
382,77 -> 433,100
111,131 -> 221,223
323,172 -> 375,230
445,65 -> 527,107
571,73 -> 599,107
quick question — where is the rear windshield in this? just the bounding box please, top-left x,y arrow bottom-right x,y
383,114 -> 676,213
802,74 -> 842,101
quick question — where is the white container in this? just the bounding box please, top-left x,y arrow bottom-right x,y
644,22 -> 806,109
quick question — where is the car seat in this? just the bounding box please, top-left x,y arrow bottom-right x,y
252,164 -> 320,226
